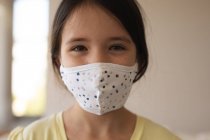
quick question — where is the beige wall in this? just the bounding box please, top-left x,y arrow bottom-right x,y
47,0 -> 210,134
0,0 -> 13,129
46,0 -> 74,116
134,0 -> 210,133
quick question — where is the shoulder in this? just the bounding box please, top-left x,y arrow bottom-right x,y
8,112 -> 66,140
135,116 -> 180,140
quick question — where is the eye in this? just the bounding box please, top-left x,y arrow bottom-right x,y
71,45 -> 88,52
109,44 -> 126,51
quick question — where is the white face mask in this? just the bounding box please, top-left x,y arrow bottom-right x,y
60,63 -> 138,115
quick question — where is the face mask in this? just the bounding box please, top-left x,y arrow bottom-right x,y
60,63 -> 138,115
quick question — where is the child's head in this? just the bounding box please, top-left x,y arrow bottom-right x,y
50,0 -> 148,82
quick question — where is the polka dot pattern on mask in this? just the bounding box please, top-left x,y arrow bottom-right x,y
60,63 -> 138,115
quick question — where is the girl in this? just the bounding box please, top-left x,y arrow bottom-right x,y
9,0 -> 180,139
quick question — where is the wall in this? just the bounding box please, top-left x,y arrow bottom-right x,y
46,0 -> 74,116
47,0 -> 210,134
132,0 -> 210,133
0,0 -> 13,129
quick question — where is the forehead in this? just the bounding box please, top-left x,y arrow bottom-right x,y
61,4 -> 131,40
65,4 -> 121,26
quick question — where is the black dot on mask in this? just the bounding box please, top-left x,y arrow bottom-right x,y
116,74 -> 119,78
77,72 -> 80,76
112,106 -> 116,108
116,90 -> 118,93
103,86 -> 106,88
107,75 -> 110,78
86,98 -> 89,100
96,105 -> 99,108
112,85 -> 115,88
76,79 -> 79,81
94,95 -> 97,98
104,71 -> 107,73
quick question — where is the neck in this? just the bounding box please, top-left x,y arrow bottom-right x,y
63,103 -> 136,137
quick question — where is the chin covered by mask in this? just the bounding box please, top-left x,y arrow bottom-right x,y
60,63 -> 138,115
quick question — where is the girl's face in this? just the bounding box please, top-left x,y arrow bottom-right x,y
60,5 -> 136,67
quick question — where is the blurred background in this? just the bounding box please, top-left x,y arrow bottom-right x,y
0,0 -> 210,139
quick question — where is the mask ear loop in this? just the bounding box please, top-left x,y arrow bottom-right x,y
132,63 -> 139,83
59,64 -> 65,77
60,64 -> 65,68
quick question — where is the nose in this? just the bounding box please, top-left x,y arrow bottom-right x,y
88,49 -> 110,64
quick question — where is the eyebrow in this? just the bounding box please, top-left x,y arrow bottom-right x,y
66,36 -> 132,44
108,36 -> 132,44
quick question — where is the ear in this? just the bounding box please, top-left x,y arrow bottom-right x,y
55,57 -> 61,68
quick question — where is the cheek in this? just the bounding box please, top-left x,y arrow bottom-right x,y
125,53 -> 136,66
60,51 -> 86,67
60,49 -> 72,66
126,47 -> 137,65
115,51 -> 136,66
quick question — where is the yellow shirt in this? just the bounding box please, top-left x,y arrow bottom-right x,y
8,112 -> 180,140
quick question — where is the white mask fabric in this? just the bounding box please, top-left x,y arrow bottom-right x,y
60,63 -> 138,115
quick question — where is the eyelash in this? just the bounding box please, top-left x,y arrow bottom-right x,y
70,44 -> 126,52
109,44 -> 126,51
70,45 -> 87,52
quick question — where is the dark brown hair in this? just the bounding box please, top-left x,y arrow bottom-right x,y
50,0 -> 148,82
